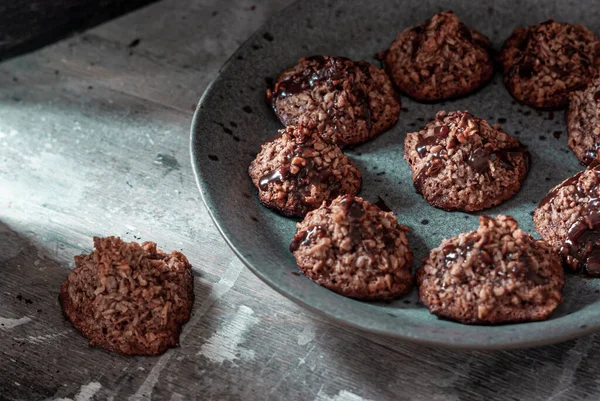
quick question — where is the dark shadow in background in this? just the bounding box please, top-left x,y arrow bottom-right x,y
0,0 -> 158,62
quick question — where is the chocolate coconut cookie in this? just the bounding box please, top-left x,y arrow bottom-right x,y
567,75 -> 600,164
383,11 -> 494,102
417,215 -> 564,324
266,56 -> 400,146
499,20 -> 600,109
290,195 -> 413,300
59,237 -> 194,356
404,111 -> 530,212
533,162 -> 600,275
249,125 -> 361,217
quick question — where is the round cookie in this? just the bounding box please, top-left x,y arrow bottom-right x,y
499,20 -> 600,109
290,195 -> 413,300
248,125 -> 362,217
567,75 -> 600,164
383,10 -> 494,102
59,237 -> 194,356
533,161 -> 600,275
417,215 -> 565,325
266,56 -> 400,146
404,111 -> 530,212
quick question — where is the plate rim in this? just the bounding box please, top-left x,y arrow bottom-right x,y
189,0 -> 600,350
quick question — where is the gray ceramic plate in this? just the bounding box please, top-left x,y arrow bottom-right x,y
191,0 -> 600,349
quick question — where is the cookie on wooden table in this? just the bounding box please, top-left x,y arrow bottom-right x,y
533,161 -> 600,275
59,236 -> 194,356
567,75 -> 600,164
417,215 -> 564,324
404,111 -> 530,212
499,20 -> 600,109
290,195 -> 413,300
266,56 -> 400,146
383,10 -> 494,102
249,124 -> 362,217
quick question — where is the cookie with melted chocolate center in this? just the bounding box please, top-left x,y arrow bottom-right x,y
248,125 -> 361,217
404,111 -> 530,212
266,56 -> 400,146
418,215 -> 564,324
290,195 -> 413,300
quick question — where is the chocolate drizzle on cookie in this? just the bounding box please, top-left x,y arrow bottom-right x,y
466,145 -> 531,173
538,173 -> 582,209
290,225 -> 325,252
442,226 -> 548,287
258,137 -> 342,214
562,207 -> 600,274
416,130 -> 444,158
270,56 -> 348,99
583,143 -> 600,165
290,197 -> 368,254
339,195 -> 366,248
414,159 -> 443,194
502,254 -> 549,286
539,163 -> 600,274
560,163 -> 600,274
412,112 -> 529,193
267,56 -> 375,140
290,196 -> 401,260
419,214 -> 564,324
288,196 -> 365,252
443,240 -> 475,266
259,169 -> 286,190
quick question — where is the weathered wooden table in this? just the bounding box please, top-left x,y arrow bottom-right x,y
2,1 -> 600,400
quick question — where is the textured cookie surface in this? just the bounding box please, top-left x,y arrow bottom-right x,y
533,162 -> 600,275
499,20 -> 600,109
59,237 -> 194,355
266,56 -> 400,146
290,195 -> 413,300
404,111 -> 530,212
567,75 -> 600,164
417,215 -> 564,325
384,10 -> 493,102
248,125 -> 362,217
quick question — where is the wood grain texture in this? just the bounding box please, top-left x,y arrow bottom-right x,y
0,0 -> 158,62
1,0 -> 600,400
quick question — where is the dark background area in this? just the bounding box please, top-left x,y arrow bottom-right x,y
0,0 -> 156,61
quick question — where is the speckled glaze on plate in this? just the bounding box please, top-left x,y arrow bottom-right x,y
191,0 -> 600,349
